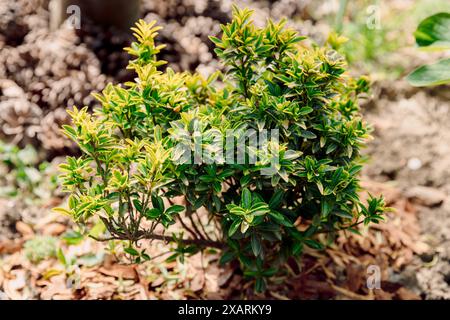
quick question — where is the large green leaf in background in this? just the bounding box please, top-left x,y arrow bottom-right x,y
414,12 -> 450,49
407,58 -> 450,86
407,12 -> 450,86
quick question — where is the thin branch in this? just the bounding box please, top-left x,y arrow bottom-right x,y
90,231 -> 224,249
188,214 -> 207,240
167,198 -> 199,240
178,215 -> 201,240
185,202 -> 207,240
194,210 -> 213,242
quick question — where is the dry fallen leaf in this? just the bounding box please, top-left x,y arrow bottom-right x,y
345,264 -> 365,292
99,264 -> 138,281
0,239 -> 23,254
3,280 -> 24,300
39,275 -> 73,300
332,284 -> 372,300
149,275 -> 165,288
15,221 -> 34,237
395,287 -> 421,300
270,291 -> 290,300
3,269 -> 27,300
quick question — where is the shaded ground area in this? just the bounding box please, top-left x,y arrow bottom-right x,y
0,180 -> 424,300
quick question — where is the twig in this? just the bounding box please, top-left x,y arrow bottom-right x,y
90,231 -> 224,249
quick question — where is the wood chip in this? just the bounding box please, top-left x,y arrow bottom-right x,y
15,221 -> 34,237
98,264 -> 138,281
405,186 -> 446,207
395,287 -> 421,300
42,223 -> 67,236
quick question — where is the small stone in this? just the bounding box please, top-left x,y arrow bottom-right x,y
407,157 -> 422,171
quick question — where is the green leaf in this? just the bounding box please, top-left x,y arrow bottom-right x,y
269,210 -> 293,227
321,198 -> 333,217
218,168 -> 234,179
240,175 -> 252,186
316,181 -> 324,195
348,228 -> 362,236
145,208 -> 161,219
57,248 -> 67,266
267,81 -> 281,96
151,195 -> 165,212
241,188 -> 252,208
255,278 -> 266,293
414,12 -> 450,48
304,239 -> 324,250
227,204 -> 246,216
228,219 -> 241,237
406,58 -> 450,87
212,195 -> 222,211
333,210 -> 353,219
213,181 -> 222,194
250,202 -> 270,216
62,230 -> 84,245
283,150 -> 302,160
251,234 -> 262,257
298,107 -> 314,116
132,199 -> 143,212
209,36 -> 223,47
192,196 -> 206,210
62,125 -> 77,140
219,251 -> 236,265
269,189 -> 284,209
292,242 -> 303,255
52,207 -> 72,217
300,130 -> 317,139
326,143 -> 338,154
124,247 -> 140,256
165,205 -> 185,215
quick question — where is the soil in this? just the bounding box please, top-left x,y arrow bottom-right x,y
362,80 -> 450,299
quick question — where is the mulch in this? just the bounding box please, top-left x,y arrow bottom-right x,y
0,179 -> 426,300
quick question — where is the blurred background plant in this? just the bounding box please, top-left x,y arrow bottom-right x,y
0,141 -> 59,202
406,11 -> 450,86
330,0 -> 450,79
24,235 -> 58,263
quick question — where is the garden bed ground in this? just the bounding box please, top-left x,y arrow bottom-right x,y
0,179 -> 427,300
